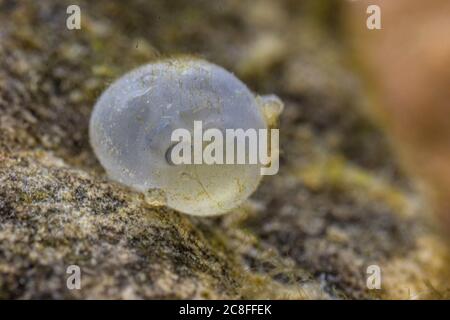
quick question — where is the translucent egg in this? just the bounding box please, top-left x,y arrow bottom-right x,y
89,58 -> 282,216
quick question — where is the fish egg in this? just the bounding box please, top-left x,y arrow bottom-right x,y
89,58 -> 282,216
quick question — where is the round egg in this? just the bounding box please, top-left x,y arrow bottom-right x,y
89,58 -> 282,216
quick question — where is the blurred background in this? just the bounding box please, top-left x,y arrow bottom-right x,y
0,0 -> 449,299
347,0 -> 450,231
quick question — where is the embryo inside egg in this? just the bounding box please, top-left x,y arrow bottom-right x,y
89,58 -> 275,216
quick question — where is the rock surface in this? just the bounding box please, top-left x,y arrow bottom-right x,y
0,0 -> 449,299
